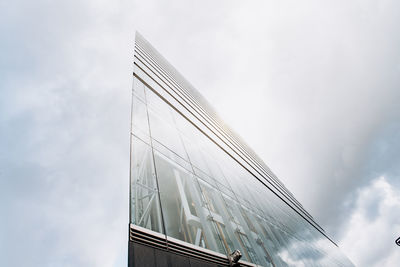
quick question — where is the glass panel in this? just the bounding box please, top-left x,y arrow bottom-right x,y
131,95 -> 150,143
179,128 -> 214,175
133,76 -> 146,102
152,138 -> 192,173
196,179 -> 238,255
237,231 -> 260,264
175,112 -> 233,187
153,150 -> 226,253
223,195 -> 275,266
145,85 -> 175,126
130,135 -> 163,233
254,216 -> 285,267
146,91 -> 189,161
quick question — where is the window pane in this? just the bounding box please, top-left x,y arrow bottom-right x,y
130,135 -> 163,233
131,95 -> 150,143
133,76 -> 146,102
153,150 -> 226,253
147,107 -> 189,161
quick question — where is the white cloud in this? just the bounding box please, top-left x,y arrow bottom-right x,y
339,176 -> 400,267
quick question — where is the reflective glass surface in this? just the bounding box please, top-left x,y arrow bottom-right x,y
130,76 -> 353,266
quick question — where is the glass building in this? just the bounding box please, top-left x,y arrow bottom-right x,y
129,32 -> 354,267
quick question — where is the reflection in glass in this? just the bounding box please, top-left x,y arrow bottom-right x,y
153,150 -> 226,253
133,76 -> 146,101
131,95 -> 150,143
130,135 -> 163,233
130,75 -> 354,266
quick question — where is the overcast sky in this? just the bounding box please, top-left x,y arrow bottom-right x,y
1,1 -> 400,266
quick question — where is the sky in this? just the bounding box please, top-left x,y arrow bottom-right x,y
1,0 -> 400,266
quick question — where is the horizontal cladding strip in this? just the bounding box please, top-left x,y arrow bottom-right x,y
130,224 -> 167,239
130,232 -> 168,250
134,45 -> 310,216
132,61 -> 327,236
134,43 -> 291,198
133,50 -> 303,213
132,66 -> 336,246
133,54 -> 320,229
130,230 -> 167,245
167,236 -> 229,260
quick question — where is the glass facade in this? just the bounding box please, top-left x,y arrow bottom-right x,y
130,33 -> 354,267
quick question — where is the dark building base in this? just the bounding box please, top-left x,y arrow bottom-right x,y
128,241 -> 221,267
